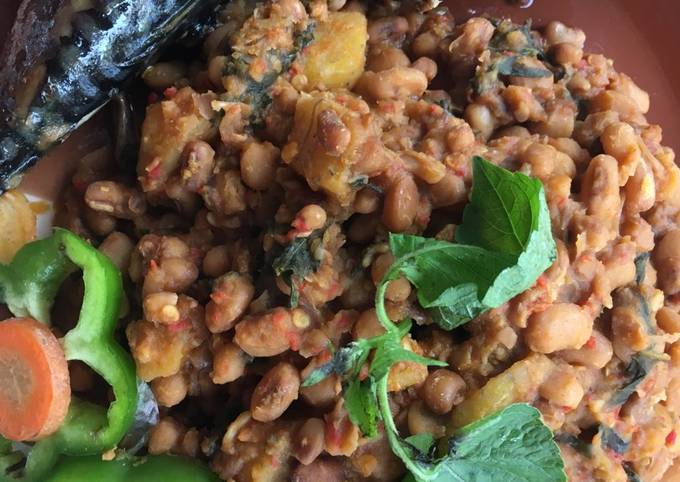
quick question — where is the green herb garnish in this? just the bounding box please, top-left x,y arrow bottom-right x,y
303,156 -> 563,481
272,237 -> 319,307
609,353 -> 657,407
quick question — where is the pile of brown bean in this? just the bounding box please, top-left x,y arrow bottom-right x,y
54,1 -> 680,481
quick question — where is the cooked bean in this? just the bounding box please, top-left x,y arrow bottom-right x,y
202,245 -> 231,277
525,303 -> 593,353
143,257 -> 199,295
654,229 -> 680,262
550,42 -> 583,65
250,362 -> 300,422
366,47 -> 410,72
355,68 -> 428,101
464,103 -> 494,139
421,369 -> 466,415
657,307 -> 680,334
410,57 -> 438,82
382,174 -> 418,232
538,367 -> 584,409
352,309 -> 386,340
371,253 -> 411,302
654,230 -> 680,295
292,204 -> 327,233
407,401 -> 446,438
367,16 -> 409,46
83,206 -> 116,236
294,418 -> 325,465
292,458 -> 344,482
206,272 -> 255,333
300,373 -> 340,408
600,122 -> 641,184
211,341 -> 249,384
143,61 -> 187,90
181,140 -> 215,192
353,187 -> 381,214
85,181 -> 146,219
148,417 -> 184,455
144,291 -> 180,324
580,154 -> 620,219
151,372 -> 188,407
411,31 -> 439,58
240,141 -> 279,190
347,214 -> 379,244
544,21 -> 586,49
234,308 -> 296,357
427,171 -> 467,208
99,231 -> 134,272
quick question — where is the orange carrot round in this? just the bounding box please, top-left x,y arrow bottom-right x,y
0,317 -> 71,441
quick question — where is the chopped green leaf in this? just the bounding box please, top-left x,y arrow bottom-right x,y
496,56 -> 552,78
599,425 -> 629,455
272,237 -> 320,308
634,252 -> 650,285
343,378 -> 380,437
624,462 -> 642,482
609,353 -> 657,406
301,341 -> 371,387
432,404 -> 566,482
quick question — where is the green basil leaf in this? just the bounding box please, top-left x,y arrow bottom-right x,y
272,237 -> 320,307
343,377 -> 379,438
432,404 -> 565,482
404,433 -> 436,457
387,157 -> 555,329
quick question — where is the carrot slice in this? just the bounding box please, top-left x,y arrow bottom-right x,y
0,317 -> 71,441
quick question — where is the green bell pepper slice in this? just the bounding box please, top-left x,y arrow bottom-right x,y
0,229 -> 137,480
44,454 -> 220,482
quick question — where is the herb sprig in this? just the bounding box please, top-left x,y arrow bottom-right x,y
303,157 -> 564,481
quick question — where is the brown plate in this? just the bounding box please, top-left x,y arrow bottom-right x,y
1,0 -> 679,196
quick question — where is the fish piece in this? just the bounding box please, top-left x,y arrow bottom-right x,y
0,0 -> 225,193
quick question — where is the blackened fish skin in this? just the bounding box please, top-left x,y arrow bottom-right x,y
0,0 -> 222,192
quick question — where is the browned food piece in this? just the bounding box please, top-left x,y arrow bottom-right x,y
137,87 -> 217,195
283,91 -> 391,206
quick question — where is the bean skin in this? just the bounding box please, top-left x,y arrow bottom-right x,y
293,418 -> 325,465
234,308 -> 297,357
421,369 -> 466,415
382,174 -> 418,232
250,362 -> 301,422
205,272 -> 255,333
525,303 -> 593,353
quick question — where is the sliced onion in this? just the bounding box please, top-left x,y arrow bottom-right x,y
0,191 -> 37,263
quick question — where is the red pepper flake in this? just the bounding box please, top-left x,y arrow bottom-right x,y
666,430 -> 677,446
211,290 -> 226,303
291,216 -> 308,232
585,336 -> 597,349
147,92 -> 159,104
318,349 -> 332,364
163,86 -> 178,99
272,309 -> 287,324
286,331 -> 301,351
536,275 -> 547,288
148,259 -> 159,271
168,320 -> 191,333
